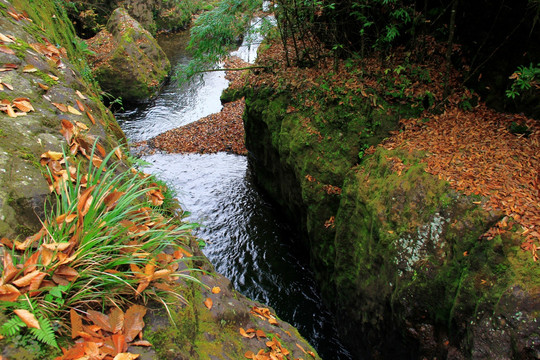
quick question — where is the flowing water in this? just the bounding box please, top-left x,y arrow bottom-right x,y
115,30 -> 354,360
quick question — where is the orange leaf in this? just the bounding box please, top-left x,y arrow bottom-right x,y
211,286 -> 221,294
37,82 -> 49,90
86,111 -> 96,125
204,297 -> 213,309
244,351 -> 255,359
112,333 -> 128,354
77,185 -> 95,218
28,272 -> 47,296
239,327 -> 255,339
123,304 -> 146,342
0,284 -> 21,302
70,309 -> 83,339
130,340 -> 152,347
14,309 -> 40,329
113,353 -> 139,360
0,46 -> 15,55
173,247 -> 192,259
255,329 -> 266,339
22,64 -> 37,73
109,307 -> 124,334
52,102 -> 68,112
76,99 -> 85,112
12,269 -> 41,287
87,310 -> 113,332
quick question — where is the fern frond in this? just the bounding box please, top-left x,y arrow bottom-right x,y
1,316 -> 25,336
29,316 -> 58,348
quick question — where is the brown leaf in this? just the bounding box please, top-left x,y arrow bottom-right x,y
0,46 -> 15,55
113,353 -> 139,360
86,111 -> 96,125
70,309 -> 83,339
14,309 -> 40,329
52,102 -> 68,112
255,329 -> 266,339
22,64 -> 37,73
239,327 -> 255,339
104,191 -> 124,211
41,242 -> 71,251
130,340 -> 152,347
112,333 -> 128,353
1,252 -> 18,284
109,307 -> 124,334
123,304 -> 146,342
204,297 -> 213,309
76,99 -> 85,112
87,310 -> 113,332
60,119 -> 74,143
28,271 -> 47,296
5,104 -> 16,117
77,185 -> 95,218
12,269 -> 41,287
0,284 -> 21,302
53,265 -> 78,283
13,99 -> 34,112
37,82 -> 49,90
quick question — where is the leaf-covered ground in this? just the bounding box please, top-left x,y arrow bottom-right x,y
133,57 -> 249,156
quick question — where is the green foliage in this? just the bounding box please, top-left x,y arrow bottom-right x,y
177,0 -> 264,83
506,63 -> 540,99
1,299 -> 58,349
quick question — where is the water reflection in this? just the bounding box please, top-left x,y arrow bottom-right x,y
140,153 -> 353,359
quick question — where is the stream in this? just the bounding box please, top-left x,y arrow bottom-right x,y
115,31 -> 354,360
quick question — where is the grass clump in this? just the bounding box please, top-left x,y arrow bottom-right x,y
0,145 -> 202,351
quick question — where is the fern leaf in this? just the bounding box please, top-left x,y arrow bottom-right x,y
1,316 -> 25,336
29,316 -> 58,348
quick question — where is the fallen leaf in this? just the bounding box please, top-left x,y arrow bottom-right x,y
113,353 -> 139,360
109,307 -> 124,334
67,105 -> 82,115
0,46 -> 15,55
37,82 -> 49,90
0,284 -> 21,302
86,111 -> 96,125
123,304 -> 146,342
23,64 -> 37,73
76,90 -> 86,99
12,269 -> 42,287
204,297 -> 213,309
14,309 -> 40,329
0,33 -> 14,43
130,340 -> 152,347
52,102 -> 68,112
239,327 -> 255,339
76,99 -> 85,112
211,286 -> 221,294
87,310 -> 113,332
70,309 -> 83,339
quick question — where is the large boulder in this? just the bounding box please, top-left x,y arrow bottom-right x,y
86,8 -> 171,103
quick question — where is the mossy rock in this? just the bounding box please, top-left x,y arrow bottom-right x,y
86,8 -> 171,103
243,81 -> 540,358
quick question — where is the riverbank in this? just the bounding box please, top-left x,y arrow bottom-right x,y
0,1 -> 321,359
238,31 -> 540,358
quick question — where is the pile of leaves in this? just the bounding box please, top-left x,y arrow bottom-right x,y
382,104 -> 540,260
57,305 -> 149,360
239,307 -> 316,360
146,99 -> 247,155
